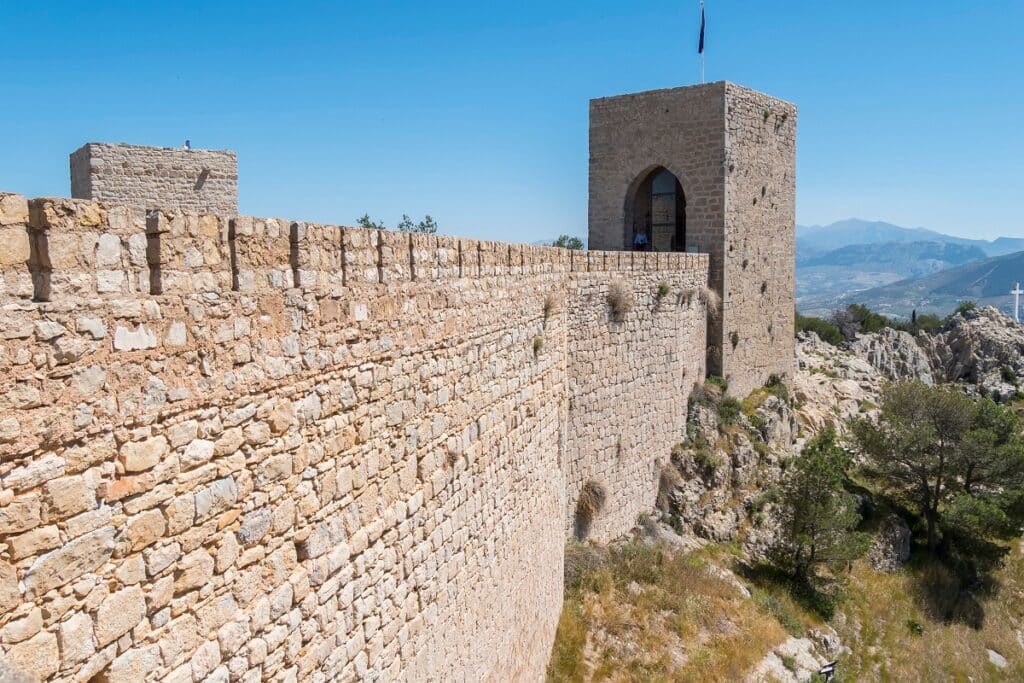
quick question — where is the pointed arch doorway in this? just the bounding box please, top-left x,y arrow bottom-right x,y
624,166 -> 687,252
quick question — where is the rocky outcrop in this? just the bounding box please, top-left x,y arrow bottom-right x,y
793,332 -> 884,437
867,514 -> 912,572
849,328 -> 934,384
662,383 -> 795,555
918,306 -> 1024,401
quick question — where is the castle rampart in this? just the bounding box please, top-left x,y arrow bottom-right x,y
0,192 -> 708,681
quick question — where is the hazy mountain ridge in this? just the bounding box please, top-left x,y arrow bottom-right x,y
796,219 -> 1024,316
797,218 -> 1024,257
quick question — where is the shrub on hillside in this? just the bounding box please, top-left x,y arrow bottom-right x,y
795,312 -> 844,345
772,429 -> 869,583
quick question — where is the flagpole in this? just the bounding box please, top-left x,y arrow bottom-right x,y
699,0 -> 706,84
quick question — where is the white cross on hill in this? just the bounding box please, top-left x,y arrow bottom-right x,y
1012,282 -> 1023,323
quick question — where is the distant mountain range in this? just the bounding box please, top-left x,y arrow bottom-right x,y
796,219 -> 1024,318
798,219 -> 1024,258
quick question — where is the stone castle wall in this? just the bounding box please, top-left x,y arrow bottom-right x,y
0,192 -> 708,682
71,143 -> 238,214
564,254 -> 707,541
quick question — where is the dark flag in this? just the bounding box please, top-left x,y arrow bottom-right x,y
698,3 -> 705,54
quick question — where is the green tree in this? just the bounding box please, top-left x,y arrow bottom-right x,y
773,429 -> 869,582
851,381 -> 1024,555
412,215 -> 438,234
356,214 -> 386,230
553,234 -> 584,250
395,214 -> 415,232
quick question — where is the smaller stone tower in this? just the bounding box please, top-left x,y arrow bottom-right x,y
589,81 -> 796,396
70,142 -> 237,214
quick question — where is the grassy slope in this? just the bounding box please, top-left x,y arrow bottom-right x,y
548,538 -> 1024,682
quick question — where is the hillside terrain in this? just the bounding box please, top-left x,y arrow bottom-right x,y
802,250 -> 1024,318
796,219 -> 1024,317
548,308 -> 1024,681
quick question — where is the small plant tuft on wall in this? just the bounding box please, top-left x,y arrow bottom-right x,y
730,331 -> 740,349
533,335 -> 544,357
543,292 -> 560,321
607,279 -> 633,320
656,281 -> 671,301
576,480 -> 608,524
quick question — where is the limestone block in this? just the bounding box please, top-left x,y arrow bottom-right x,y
0,607 -> 42,644
1,630 -> 59,680
174,549 -> 215,594
8,525 -> 60,560
42,474 -> 95,519
95,585 -> 146,646
58,611 -> 96,665
120,436 -> 169,473
104,645 -> 160,683
124,508 -> 167,552
0,495 -> 41,534
194,477 -> 238,521
23,527 -> 115,597
112,324 -> 158,351
0,563 -> 19,613
0,193 -> 29,226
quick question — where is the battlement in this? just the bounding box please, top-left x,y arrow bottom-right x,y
0,192 -> 708,304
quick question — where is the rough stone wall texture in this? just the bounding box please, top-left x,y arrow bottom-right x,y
564,252 -> 707,542
70,143 -> 238,214
0,192 -> 708,682
720,84 -> 797,398
588,82 -> 796,397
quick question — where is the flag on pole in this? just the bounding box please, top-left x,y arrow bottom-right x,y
698,2 -> 705,54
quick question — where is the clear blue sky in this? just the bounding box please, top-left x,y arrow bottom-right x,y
2,1 -> 1021,242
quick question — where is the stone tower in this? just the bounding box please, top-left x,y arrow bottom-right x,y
588,81 -> 796,397
70,142 -> 238,214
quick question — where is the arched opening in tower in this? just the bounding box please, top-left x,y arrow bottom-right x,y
624,166 -> 686,252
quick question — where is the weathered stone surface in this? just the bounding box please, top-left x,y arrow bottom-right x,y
95,585 -> 146,646
113,324 -> 158,351
120,436 -> 169,473
174,549 -> 215,594
850,328 -> 934,383
919,306 -> 1024,402
0,563 -> 19,613
868,514 -> 912,573
24,527 -> 115,597
236,506 -> 272,545
0,495 -> 41,534
42,474 -> 95,519
1,630 -> 59,680
104,645 -> 161,683
195,477 -> 237,520
59,611 -> 97,664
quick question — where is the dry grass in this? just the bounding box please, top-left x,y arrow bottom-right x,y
576,480 -> 608,524
548,541 -> 788,682
657,461 -> 683,511
544,292 -> 562,321
607,279 -> 633,320
833,551 -> 1024,681
700,284 -> 721,318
